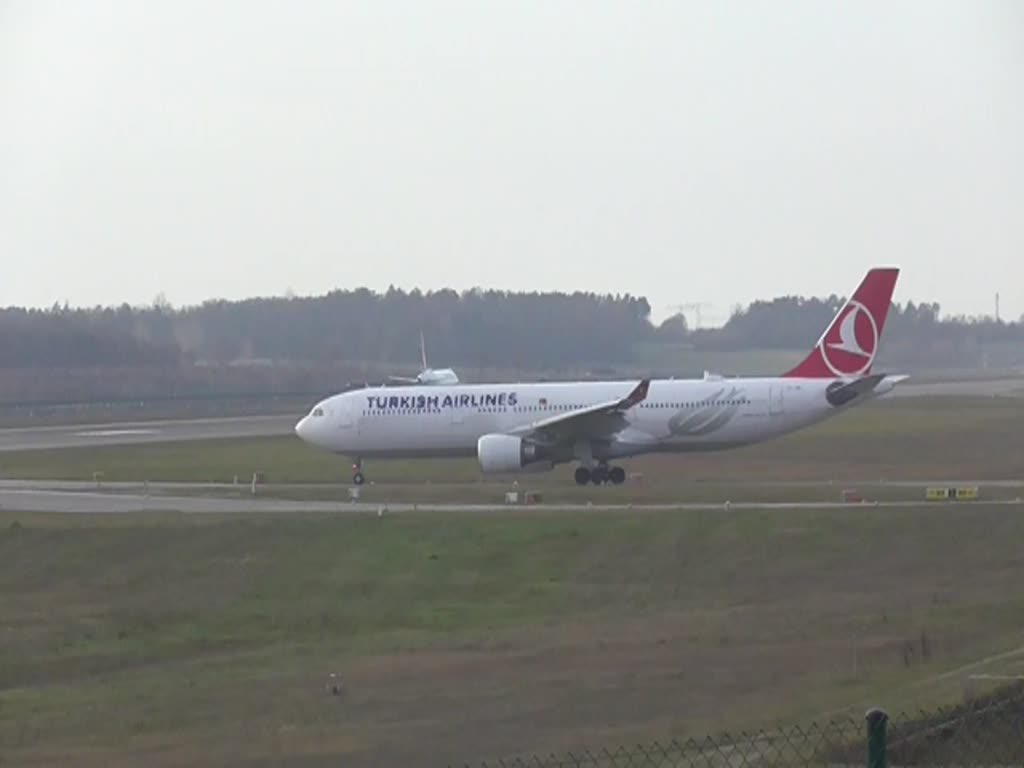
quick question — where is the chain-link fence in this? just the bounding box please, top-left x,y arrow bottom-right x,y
887,684 -> 1024,766
453,683 -> 1024,767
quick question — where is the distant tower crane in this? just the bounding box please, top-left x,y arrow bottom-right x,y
671,302 -> 713,330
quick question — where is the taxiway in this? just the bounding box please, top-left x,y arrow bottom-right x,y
0,482 -> 1019,516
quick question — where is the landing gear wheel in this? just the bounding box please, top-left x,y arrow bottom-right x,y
352,472 -> 365,486
591,466 -> 609,485
609,466 -> 626,485
574,467 -> 591,486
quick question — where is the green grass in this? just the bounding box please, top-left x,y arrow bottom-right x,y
2,394 -> 1023,764
3,506 -> 1024,766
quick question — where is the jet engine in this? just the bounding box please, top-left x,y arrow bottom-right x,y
477,434 -> 552,473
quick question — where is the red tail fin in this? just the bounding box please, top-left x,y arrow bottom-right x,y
784,267 -> 900,378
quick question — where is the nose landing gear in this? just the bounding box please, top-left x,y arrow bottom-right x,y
574,463 -> 626,486
351,459 -> 365,486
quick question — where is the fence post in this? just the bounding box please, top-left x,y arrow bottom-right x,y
865,708 -> 888,768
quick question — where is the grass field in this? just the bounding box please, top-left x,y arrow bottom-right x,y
3,506 -> 1024,767
2,394 -> 1024,766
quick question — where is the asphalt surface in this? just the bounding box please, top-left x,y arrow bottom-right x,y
0,484 -> 1020,515
0,414 -> 297,452
0,479 -> 1020,515
887,378 -> 1024,398
4,478 -> 1023,492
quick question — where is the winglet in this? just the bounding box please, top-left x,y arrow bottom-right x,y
785,267 -> 900,378
621,379 -> 650,408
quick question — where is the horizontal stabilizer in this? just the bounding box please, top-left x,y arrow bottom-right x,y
825,372 -> 908,407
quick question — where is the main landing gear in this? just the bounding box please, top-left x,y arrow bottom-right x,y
574,463 -> 626,486
351,459 -> 365,486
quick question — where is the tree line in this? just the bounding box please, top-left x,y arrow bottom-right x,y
1,288 -> 1021,372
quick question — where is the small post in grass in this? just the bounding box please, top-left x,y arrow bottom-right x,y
865,707 -> 888,768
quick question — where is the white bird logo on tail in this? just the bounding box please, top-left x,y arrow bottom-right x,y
820,300 -> 879,376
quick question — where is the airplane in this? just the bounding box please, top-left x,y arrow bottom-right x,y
295,268 -> 905,486
387,331 -> 459,386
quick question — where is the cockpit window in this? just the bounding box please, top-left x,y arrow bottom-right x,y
312,407 -> 325,417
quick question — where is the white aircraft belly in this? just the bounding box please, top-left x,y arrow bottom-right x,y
353,408 -> 525,457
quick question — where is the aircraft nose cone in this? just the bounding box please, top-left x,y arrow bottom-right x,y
294,416 -> 309,440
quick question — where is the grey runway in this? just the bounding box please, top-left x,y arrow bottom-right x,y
887,378 -> 1024,398
3,478 -> 1023,493
0,484 -> 1020,515
0,414 -> 297,452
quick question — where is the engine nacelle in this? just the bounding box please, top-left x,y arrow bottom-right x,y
477,433 -> 552,474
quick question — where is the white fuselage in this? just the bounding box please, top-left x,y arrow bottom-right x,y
294,375 -> 898,463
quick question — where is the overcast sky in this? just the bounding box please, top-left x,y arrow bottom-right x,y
1,1 -> 1021,325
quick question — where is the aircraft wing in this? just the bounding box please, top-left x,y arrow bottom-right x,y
510,379 -> 650,443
